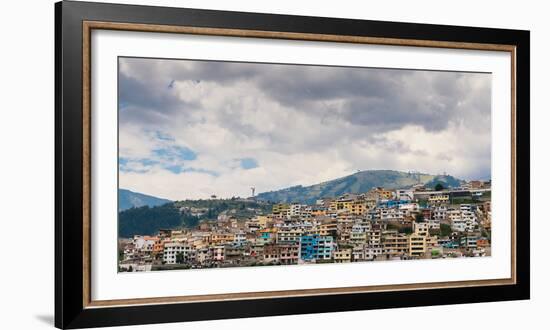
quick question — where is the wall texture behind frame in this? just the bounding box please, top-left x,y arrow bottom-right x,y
0,0 -> 546,330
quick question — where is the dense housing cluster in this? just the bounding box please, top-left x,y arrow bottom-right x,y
119,181 -> 491,272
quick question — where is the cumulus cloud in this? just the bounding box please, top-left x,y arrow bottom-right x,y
118,57 -> 491,200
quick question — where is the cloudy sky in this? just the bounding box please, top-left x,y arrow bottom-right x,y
118,57 -> 491,200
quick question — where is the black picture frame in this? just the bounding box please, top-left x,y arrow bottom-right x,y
55,1 -> 530,328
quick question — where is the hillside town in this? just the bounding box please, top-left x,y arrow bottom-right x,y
119,180 -> 491,272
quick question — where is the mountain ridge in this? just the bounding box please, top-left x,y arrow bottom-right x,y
256,170 -> 464,204
118,170 -> 466,237
118,188 -> 172,211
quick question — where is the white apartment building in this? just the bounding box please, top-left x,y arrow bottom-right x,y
353,219 -> 372,232
233,231 -> 247,245
399,203 -> 420,214
461,211 -> 477,231
448,209 -> 461,222
433,206 -> 447,220
380,208 -> 403,221
426,219 -> 441,230
352,245 -> 366,261
289,203 -> 312,218
364,246 -> 384,260
451,218 -> 467,232
396,189 -> 415,201
163,242 -> 194,264
449,210 -> 477,232
133,235 -> 156,252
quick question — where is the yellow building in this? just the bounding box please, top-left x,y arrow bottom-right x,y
408,233 -> 427,257
428,194 -> 449,204
319,222 -> 337,237
210,233 -> 235,245
254,215 -> 270,228
329,199 -> 354,212
311,209 -> 327,217
350,201 -> 364,215
272,203 -> 290,217
367,187 -> 393,200
378,189 -> 393,200
383,232 -> 409,257
190,238 -> 209,250
276,229 -> 302,244
349,199 -> 376,215
334,249 -> 352,263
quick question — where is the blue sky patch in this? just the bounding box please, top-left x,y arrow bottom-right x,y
164,164 -> 183,174
153,145 -> 197,161
162,165 -> 219,176
119,157 -> 158,173
240,158 -> 259,170
154,131 -> 176,142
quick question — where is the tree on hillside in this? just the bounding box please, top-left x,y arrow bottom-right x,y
176,252 -> 185,264
399,226 -> 412,234
434,182 -> 445,191
440,223 -> 452,237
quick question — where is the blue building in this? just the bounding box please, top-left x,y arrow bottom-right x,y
377,199 -> 411,208
442,240 -> 460,249
300,234 -> 334,261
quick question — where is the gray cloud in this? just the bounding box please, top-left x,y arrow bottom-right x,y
119,62 -> 200,125
118,57 -> 491,198
120,57 -> 490,134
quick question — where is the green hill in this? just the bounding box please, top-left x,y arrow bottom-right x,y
118,198 -> 273,238
255,170 -> 463,204
118,203 -> 188,238
117,171 -> 464,237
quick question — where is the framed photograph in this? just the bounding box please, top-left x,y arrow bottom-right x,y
55,1 -> 530,328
